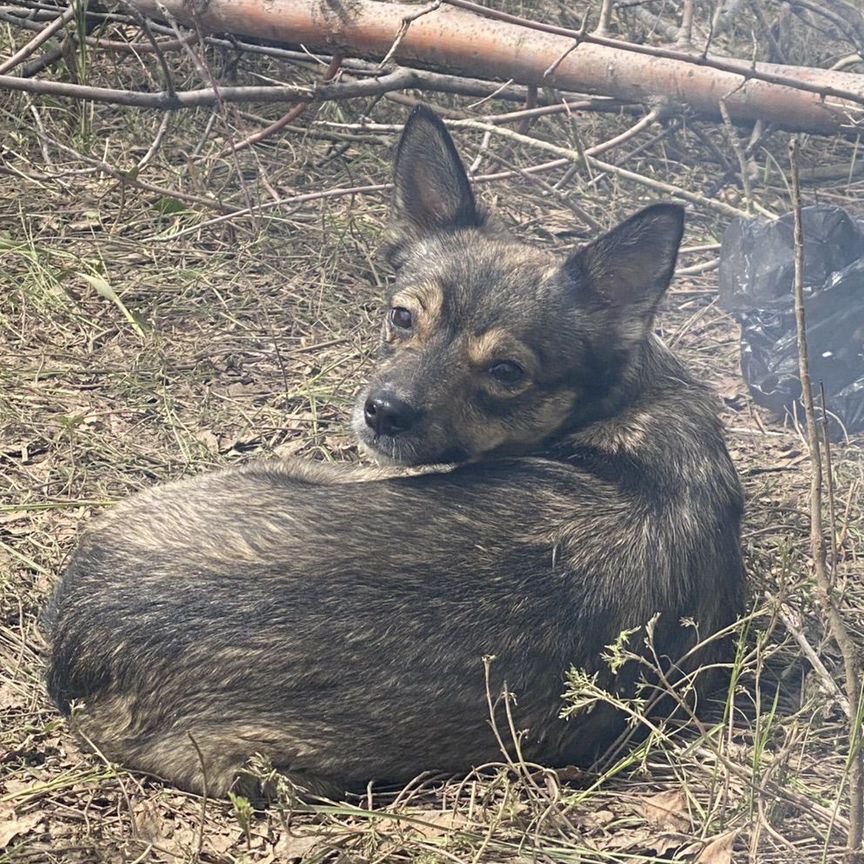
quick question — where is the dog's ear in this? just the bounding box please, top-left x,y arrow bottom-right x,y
386,106 -> 482,265
563,204 -> 685,336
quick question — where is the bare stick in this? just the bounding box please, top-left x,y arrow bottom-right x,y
676,0 -> 695,49
748,0 -> 787,64
153,182 -> 390,241
586,107 -> 662,155
820,382 -> 840,583
440,0 -> 864,107
789,137 -> 863,858
0,1 -> 75,75
88,32 -> 198,53
187,732 -> 209,860
378,0 -> 441,68
127,4 -> 179,100
719,97 -> 753,215
477,98 -> 639,124
219,54 -> 342,158
595,0 -> 614,36
0,65 -> 448,109
775,599 -> 850,716
0,64 -> 585,111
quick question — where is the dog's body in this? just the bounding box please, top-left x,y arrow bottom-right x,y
44,108 -> 745,798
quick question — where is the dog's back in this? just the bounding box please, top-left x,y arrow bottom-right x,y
45,108 -> 744,799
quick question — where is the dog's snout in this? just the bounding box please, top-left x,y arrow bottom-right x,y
364,391 -> 418,436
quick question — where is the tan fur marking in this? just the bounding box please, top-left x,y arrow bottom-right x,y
391,281 -> 444,343
466,328 -> 537,375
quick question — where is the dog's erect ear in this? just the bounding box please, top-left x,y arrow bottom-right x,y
387,106 -> 482,262
564,204 -> 685,328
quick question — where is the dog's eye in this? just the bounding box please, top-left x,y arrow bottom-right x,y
389,307 -> 413,329
489,361 -> 524,384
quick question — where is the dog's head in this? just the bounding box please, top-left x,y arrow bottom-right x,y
353,106 -> 685,466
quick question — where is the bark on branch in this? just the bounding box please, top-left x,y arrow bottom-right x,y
126,0 -> 864,135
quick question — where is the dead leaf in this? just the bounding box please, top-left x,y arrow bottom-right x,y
603,825 -> 681,857
273,437 -> 307,458
205,828 -> 241,856
225,381 -> 257,398
581,808 -> 615,831
2,778 -> 36,797
272,830 -> 326,860
165,821 -> 199,858
716,375 -> 745,406
194,429 -> 220,453
0,682 -> 25,711
602,826 -> 654,851
131,799 -> 162,844
406,809 -> 468,839
695,831 -> 737,863
639,789 -> 691,832
0,802 -> 43,850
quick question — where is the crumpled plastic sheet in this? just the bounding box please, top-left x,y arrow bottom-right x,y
718,205 -> 864,435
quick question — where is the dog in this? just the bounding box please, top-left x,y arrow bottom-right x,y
43,106 -> 745,800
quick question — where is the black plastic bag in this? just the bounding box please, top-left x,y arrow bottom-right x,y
718,205 -> 864,434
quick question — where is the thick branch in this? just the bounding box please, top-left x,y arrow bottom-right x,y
0,66 -> 475,109
126,0 -> 864,135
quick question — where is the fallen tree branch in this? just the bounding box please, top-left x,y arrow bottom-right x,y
124,0 -> 864,135
0,65 -> 468,108
141,30 -> 627,108
0,57 -> 633,114
444,0 -> 864,106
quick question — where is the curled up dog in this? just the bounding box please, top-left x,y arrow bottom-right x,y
43,107 -> 745,799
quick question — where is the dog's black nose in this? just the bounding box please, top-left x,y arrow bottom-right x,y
364,392 -> 418,436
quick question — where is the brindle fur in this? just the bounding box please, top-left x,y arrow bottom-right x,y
44,106 -> 745,799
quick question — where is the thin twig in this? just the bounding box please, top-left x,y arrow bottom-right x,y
151,183 -> 390,241
790,136 -> 863,860
676,0 -> 695,48
748,0 -> 787,63
378,0 -> 441,68
37,129 -> 237,213
218,54 -> 342,159
125,3 -> 179,100
186,732 -> 209,861
775,598 -> 850,716
89,31 -> 197,54
586,107 -> 662,156
719,97 -> 753,215
821,382 -> 840,584
477,98 -> 639,124
136,111 -> 171,170
0,1 -> 75,75
595,0 -> 614,37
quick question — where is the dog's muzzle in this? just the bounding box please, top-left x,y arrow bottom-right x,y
363,390 -> 420,437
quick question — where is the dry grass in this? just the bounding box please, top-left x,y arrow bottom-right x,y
2,2 -> 864,862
